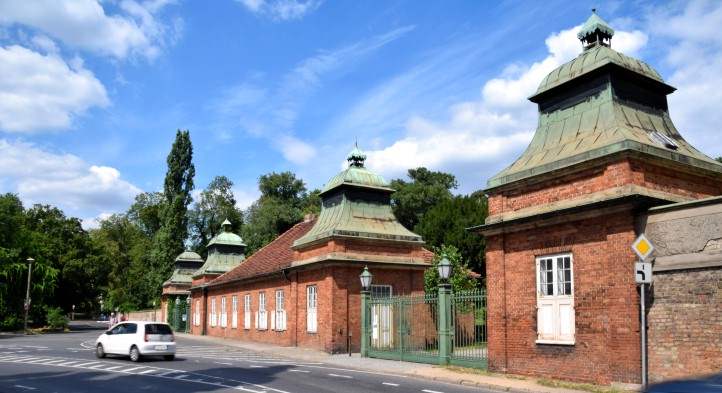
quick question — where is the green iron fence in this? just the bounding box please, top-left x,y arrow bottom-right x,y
362,288 -> 487,368
450,289 -> 488,368
366,293 -> 440,364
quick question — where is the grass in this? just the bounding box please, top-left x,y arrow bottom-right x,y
537,378 -> 634,393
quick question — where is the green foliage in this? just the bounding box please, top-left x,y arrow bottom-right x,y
415,193 -> 488,273
127,192 -> 164,237
189,176 -> 243,257
241,171 -> 315,253
46,307 -> 68,329
716,157 -> 722,163
150,130 -> 195,301
1,315 -> 21,331
424,244 -> 479,294
390,167 -> 457,231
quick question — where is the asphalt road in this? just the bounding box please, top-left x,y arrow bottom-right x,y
0,327 -> 495,393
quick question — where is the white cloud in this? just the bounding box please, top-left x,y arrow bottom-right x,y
0,45 -> 109,133
212,26 -> 414,164
237,0 -> 322,21
362,25 -> 648,190
0,139 -> 141,220
646,1 -> 722,156
0,0 -> 179,59
232,187 -> 259,210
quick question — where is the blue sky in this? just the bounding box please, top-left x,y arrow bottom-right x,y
1,0 -> 722,226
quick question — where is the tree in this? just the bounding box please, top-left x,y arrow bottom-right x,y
390,168 -> 457,231
241,171 -> 313,253
189,176 -> 243,256
127,192 -> 164,238
152,130 -> 195,284
424,244 -> 480,294
716,157 -> 722,163
416,193 -> 488,273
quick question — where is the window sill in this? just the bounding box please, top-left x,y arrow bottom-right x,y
307,331 -> 317,334
536,339 -> 575,346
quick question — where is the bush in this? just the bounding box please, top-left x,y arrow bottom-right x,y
46,307 -> 68,330
1,315 -> 22,331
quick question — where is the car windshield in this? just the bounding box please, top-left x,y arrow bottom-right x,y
145,324 -> 172,334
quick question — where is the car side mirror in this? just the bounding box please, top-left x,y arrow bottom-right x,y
105,331 -> 112,335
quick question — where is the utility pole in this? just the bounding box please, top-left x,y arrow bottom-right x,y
24,257 -> 34,334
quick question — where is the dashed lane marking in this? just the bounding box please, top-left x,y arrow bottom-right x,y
327,373 -> 353,379
422,390 -> 444,393
13,385 -> 37,390
288,369 -> 310,373
382,382 -> 400,386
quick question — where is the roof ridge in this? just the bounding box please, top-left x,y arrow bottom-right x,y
210,218 -> 316,284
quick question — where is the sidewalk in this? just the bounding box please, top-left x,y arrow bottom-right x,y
176,333 -> 594,393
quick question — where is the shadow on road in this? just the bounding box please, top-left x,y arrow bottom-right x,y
0,364 -> 294,392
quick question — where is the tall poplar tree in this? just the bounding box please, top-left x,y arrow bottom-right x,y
150,130 -> 195,298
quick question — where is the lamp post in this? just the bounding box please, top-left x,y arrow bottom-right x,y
23,257 -> 34,334
359,266 -> 373,357
174,297 -> 181,331
437,257 -> 453,365
71,304 -> 75,321
152,300 -> 156,322
99,297 -> 103,320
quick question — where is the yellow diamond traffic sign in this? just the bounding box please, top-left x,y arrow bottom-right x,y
632,234 -> 654,260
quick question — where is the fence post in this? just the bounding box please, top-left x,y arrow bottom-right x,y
438,283 -> 452,365
360,289 -> 370,357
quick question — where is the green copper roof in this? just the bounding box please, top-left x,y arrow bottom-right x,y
175,250 -> 203,262
487,15 -> 722,189
207,219 -> 246,248
295,144 -> 423,249
164,250 -> 204,286
532,44 -> 666,99
577,9 -> 614,41
320,145 -> 393,195
192,251 -> 245,278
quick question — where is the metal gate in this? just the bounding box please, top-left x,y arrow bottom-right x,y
367,293 -> 440,364
364,289 -> 487,368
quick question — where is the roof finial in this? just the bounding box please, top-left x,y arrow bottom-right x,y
347,143 -> 366,168
577,9 -> 614,50
221,219 -> 232,232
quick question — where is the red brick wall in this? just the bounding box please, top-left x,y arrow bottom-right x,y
648,268 -> 722,382
295,238 -> 433,262
490,159 -> 722,216
486,212 -> 641,385
187,264 -> 427,354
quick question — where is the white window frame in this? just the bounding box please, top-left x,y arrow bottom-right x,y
274,289 -> 286,331
244,294 -> 251,330
535,253 -> 575,345
306,285 -> 317,333
257,292 -> 267,330
194,299 -> 200,326
210,297 -> 217,327
220,296 -> 227,328
231,295 -> 238,329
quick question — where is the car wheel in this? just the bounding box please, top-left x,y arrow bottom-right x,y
129,346 -> 141,362
163,355 -> 175,361
95,344 -> 106,359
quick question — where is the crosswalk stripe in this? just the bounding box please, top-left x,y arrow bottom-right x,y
105,366 -> 123,370
123,367 -> 145,373
74,362 -> 99,367
139,369 -> 157,374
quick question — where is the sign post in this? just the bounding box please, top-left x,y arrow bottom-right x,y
632,234 -> 654,389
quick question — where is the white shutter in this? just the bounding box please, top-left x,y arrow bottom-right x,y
271,311 -> 276,330
537,300 -> 556,341
558,298 -> 575,341
254,312 -> 258,328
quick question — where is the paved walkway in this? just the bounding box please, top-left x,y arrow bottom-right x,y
176,333 -> 591,393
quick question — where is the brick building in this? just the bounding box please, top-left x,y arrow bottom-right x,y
473,11 -> 722,385
160,250 -> 204,323
186,146 -> 433,353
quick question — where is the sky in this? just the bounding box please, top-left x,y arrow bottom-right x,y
1,0 -> 722,228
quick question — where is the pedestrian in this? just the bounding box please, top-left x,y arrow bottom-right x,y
109,312 -> 116,326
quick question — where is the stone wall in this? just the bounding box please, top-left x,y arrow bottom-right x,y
643,198 -> 722,382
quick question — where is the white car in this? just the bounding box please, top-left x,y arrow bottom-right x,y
95,321 -> 176,362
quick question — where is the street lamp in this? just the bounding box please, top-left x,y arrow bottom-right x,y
186,294 -> 192,333
359,266 -> 373,291
437,257 -> 452,282
359,266 -> 373,357
23,257 -> 34,334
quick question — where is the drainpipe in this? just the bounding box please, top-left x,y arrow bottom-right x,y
201,286 -> 208,336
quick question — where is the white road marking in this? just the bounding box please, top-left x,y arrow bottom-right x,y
23,346 -> 48,349
74,362 -> 99,367
88,364 -> 107,369
105,365 -> 123,370
328,373 -> 353,379
288,369 -> 310,373
139,369 -> 157,374
382,382 -> 399,386
249,365 -> 266,368
422,390 -> 444,393
13,385 -> 36,390
214,362 -> 233,365
123,367 -> 145,373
